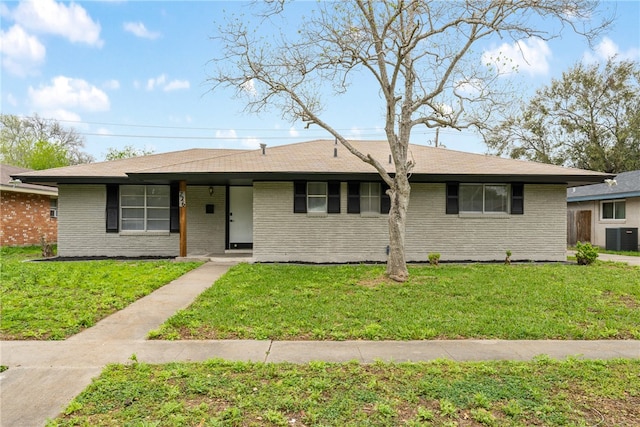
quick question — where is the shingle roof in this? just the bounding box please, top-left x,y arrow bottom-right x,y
567,170 -> 640,201
14,140 -> 611,185
1,164 -> 58,195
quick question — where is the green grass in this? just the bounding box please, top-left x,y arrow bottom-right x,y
152,262 -> 640,340
49,357 -> 640,426
0,246 -> 203,340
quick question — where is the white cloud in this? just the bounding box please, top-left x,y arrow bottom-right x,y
123,21 -> 161,40
163,79 -> 190,91
215,129 -> 238,139
240,138 -> 261,149
583,37 -> 640,63
40,108 -> 82,123
146,74 -> 190,91
103,79 -> 120,90
455,78 -> 486,99
10,0 -> 102,47
28,76 -> 110,113
482,37 -> 551,77
96,127 -> 112,136
240,78 -> 257,96
289,127 -> 299,137
0,24 -> 45,76
147,74 -> 167,91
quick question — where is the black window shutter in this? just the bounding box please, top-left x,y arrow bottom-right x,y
380,182 -> 391,214
446,183 -> 459,214
347,181 -> 360,214
105,184 -> 119,233
293,181 -> 307,213
327,181 -> 340,214
511,183 -> 524,215
170,183 -> 180,232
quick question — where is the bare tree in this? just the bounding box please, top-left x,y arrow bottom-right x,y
209,0 -> 610,281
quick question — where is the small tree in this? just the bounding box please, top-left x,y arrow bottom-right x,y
209,1 -> 609,281
484,59 -> 640,173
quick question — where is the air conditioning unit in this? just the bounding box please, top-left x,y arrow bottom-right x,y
605,228 -> 638,252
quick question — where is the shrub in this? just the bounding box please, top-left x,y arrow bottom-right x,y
505,250 -> 512,265
428,252 -> 441,266
575,241 -> 598,265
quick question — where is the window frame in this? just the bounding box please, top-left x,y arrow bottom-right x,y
306,182 -> 328,214
49,198 -> 58,218
601,199 -> 626,220
459,183 -> 510,214
360,182 -> 381,214
120,185 -> 171,232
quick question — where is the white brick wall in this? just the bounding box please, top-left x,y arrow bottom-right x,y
254,182 -> 567,262
58,184 -> 178,257
58,182 -> 568,261
186,186 -> 226,255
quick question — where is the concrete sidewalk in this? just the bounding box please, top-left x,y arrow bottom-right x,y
1,259 -> 639,427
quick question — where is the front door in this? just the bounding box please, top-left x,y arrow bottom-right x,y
228,186 -> 253,249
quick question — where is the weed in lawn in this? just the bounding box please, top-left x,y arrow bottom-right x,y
151,263 -> 640,341
48,359 -> 640,427
0,246 -> 202,340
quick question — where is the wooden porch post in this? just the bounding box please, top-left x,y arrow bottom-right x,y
179,180 -> 187,257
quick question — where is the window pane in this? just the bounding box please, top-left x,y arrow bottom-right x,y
122,219 -> 144,231
307,196 -> 327,212
307,182 -> 327,196
147,219 -> 169,231
485,185 -> 508,213
602,202 -> 614,219
121,186 -> 145,207
146,186 -> 170,207
122,207 -> 144,219
147,208 -> 169,220
460,185 -> 483,212
614,201 -> 626,219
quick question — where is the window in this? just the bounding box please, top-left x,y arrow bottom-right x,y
293,181 -> 340,214
459,184 -> 509,214
49,198 -> 58,218
602,200 -> 625,220
360,182 -> 381,213
120,185 -> 170,231
307,182 -> 327,213
347,181 -> 390,214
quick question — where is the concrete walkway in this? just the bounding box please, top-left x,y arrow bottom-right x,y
2,258 -> 639,427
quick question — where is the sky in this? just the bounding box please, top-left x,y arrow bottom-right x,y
1,0 -> 639,162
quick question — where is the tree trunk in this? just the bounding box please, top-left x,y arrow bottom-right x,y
386,173 -> 410,282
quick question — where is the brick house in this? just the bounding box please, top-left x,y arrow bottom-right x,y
1,164 -> 58,246
15,140 -> 610,261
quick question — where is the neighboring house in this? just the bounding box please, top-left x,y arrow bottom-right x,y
1,164 -> 58,246
15,140 -> 610,262
567,170 -> 640,251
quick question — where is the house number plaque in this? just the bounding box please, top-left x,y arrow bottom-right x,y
179,191 -> 186,207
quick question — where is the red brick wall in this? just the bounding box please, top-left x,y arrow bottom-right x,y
0,191 -> 57,246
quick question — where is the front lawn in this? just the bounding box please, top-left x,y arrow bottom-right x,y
50,358 -> 640,426
152,263 -> 640,340
0,246 -> 203,340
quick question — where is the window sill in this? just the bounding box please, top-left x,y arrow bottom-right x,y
306,212 -> 328,218
118,231 -> 172,236
360,212 -> 382,218
599,219 -> 626,223
458,212 -> 511,219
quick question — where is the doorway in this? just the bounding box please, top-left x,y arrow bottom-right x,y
228,186 -> 253,249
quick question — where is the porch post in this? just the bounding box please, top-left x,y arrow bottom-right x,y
179,180 -> 187,257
